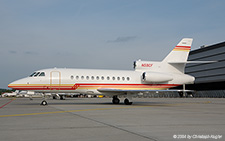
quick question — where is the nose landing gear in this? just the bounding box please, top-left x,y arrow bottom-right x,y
40,93 -> 48,106
41,100 -> 48,106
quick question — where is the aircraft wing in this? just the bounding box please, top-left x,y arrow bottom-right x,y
97,88 -> 194,94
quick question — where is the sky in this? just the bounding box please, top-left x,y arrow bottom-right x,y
1,0 -> 225,89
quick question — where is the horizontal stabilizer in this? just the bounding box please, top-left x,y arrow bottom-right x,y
168,61 -> 217,64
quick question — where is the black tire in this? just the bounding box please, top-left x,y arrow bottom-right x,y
112,98 -> 120,104
41,100 -> 48,106
124,99 -> 133,105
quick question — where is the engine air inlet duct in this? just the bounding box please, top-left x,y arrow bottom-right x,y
142,72 -> 173,83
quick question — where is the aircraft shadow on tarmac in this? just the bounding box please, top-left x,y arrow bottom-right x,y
16,99 -> 171,107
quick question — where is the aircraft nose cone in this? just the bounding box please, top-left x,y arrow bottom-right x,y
8,81 -> 17,89
8,77 -> 31,90
8,78 -> 26,89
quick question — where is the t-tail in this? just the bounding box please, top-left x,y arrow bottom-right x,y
162,38 -> 193,73
163,38 -> 193,63
134,38 -> 193,74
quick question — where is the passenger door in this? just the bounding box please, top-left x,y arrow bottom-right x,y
50,71 -> 61,91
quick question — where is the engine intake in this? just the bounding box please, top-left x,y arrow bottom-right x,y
142,72 -> 173,83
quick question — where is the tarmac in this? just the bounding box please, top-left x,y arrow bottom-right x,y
0,97 -> 224,141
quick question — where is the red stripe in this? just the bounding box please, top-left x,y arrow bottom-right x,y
75,83 -> 179,86
10,83 -> 180,87
0,99 -> 15,109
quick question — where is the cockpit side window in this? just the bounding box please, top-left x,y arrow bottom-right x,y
34,72 -> 40,77
39,72 -> 45,76
29,72 -> 36,77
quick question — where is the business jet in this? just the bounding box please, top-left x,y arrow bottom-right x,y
2,91 -> 18,97
9,38 -> 204,105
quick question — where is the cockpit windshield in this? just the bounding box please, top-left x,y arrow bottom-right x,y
29,72 -> 45,77
34,72 -> 40,77
39,72 -> 45,76
29,72 -> 36,77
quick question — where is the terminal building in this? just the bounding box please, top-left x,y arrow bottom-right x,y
185,41 -> 225,97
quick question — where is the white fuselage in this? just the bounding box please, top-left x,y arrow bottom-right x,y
8,68 -> 194,96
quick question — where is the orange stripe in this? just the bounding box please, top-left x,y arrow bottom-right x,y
173,48 -> 190,52
174,47 -> 190,50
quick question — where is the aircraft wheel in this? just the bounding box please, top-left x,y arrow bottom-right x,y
41,100 -> 48,106
112,97 -> 120,104
178,92 -> 183,98
124,98 -> 133,105
60,95 -> 64,100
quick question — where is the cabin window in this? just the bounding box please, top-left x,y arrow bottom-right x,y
112,77 -> 115,80
91,76 -> 94,80
39,72 -> 45,77
86,76 -> 89,80
122,77 -> 125,81
81,76 -> 84,80
107,76 -> 110,80
96,76 -> 99,80
127,77 -> 130,81
117,77 -> 120,81
101,76 -> 104,80
76,76 -> 79,79
71,75 -> 74,79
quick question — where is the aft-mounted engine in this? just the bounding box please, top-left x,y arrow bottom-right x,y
142,72 -> 173,83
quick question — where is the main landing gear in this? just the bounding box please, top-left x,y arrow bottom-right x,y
124,98 -> 132,105
112,95 -> 133,105
112,96 -> 120,104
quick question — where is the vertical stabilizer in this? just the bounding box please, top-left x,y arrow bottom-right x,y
162,38 -> 193,73
163,38 -> 193,63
